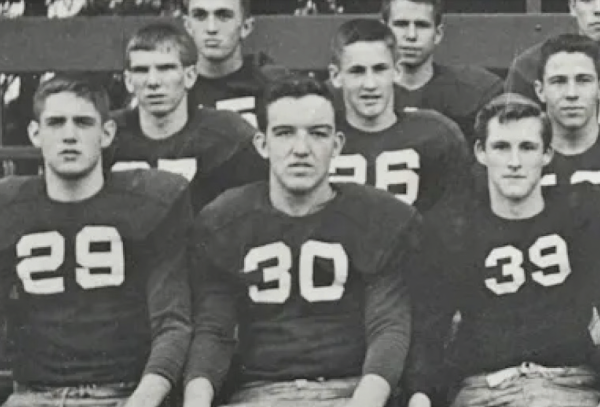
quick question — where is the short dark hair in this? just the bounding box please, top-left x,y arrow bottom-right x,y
258,74 -> 335,132
125,22 -> 198,68
331,18 -> 398,66
474,93 -> 552,150
381,0 -> 444,26
33,74 -> 111,123
538,33 -> 600,80
183,0 -> 251,17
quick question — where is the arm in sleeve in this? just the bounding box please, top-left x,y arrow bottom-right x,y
361,213 -> 422,388
184,222 -> 239,393
143,185 -> 194,385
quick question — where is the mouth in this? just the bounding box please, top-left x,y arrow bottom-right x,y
204,39 -> 221,47
399,46 -> 421,55
59,149 -> 81,160
360,95 -> 382,105
561,106 -> 585,114
145,94 -> 167,104
288,163 -> 313,171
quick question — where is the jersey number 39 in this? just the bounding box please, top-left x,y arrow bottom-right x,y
485,234 -> 571,296
244,241 -> 348,304
16,226 -> 125,295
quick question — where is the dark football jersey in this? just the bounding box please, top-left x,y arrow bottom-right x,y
330,110 -> 470,215
107,106 -> 267,211
541,134 -> 600,187
407,186 -> 600,396
186,182 -> 419,392
393,63 -> 503,147
505,42 -> 543,103
189,54 -> 288,128
0,170 -> 192,386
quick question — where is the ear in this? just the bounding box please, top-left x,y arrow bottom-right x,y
332,131 -> 345,158
241,16 -> 255,39
183,15 -> 194,36
101,119 -> 117,149
253,131 -> 269,160
184,65 -> 198,90
434,23 -> 444,46
542,145 -> 554,167
568,0 -> 577,17
28,121 -> 41,148
534,80 -> 546,104
124,70 -> 134,94
474,139 -> 487,166
329,64 -> 342,88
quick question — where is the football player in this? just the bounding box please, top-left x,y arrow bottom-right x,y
534,34 -> 600,187
382,0 -> 503,147
109,22 -> 267,211
406,94 -> 600,407
0,75 -> 192,407
328,18 -> 469,216
183,75 -> 418,407
183,0 -> 287,127
506,0 -> 600,102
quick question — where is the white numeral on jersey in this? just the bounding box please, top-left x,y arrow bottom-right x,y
216,97 -> 258,127
330,149 -> 420,204
16,227 -> 125,295
245,242 -> 292,304
75,226 -> 125,289
571,171 -> 600,185
112,159 -> 197,181
17,231 -> 65,294
244,241 -> 349,304
485,234 -> 571,296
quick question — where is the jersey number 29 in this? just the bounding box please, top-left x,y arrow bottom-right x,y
16,226 -> 125,295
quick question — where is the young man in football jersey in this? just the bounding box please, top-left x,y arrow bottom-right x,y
109,22 -> 267,211
0,75 -> 192,407
184,75 -> 419,407
534,34 -> 600,187
406,93 -> 600,407
328,18 -> 469,216
183,0 -> 287,126
506,0 -> 600,102
382,0 -> 503,147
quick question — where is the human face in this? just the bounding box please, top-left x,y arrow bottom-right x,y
570,0 -> 600,42
28,92 -> 115,180
254,95 -> 344,196
330,41 -> 396,123
387,0 -> 442,68
125,48 -> 196,117
476,117 -> 552,202
185,0 -> 251,63
535,51 -> 599,132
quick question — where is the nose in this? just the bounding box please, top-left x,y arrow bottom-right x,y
363,70 -> 377,89
206,14 -> 218,32
406,22 -> 417,40
292,130 -> 310,156
565,79 -> 578,100
146,67 -> 160,88
62,120 -> 78,144
507,149 -> 521,169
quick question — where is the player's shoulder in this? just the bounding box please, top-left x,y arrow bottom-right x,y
511,42 -> 543,70
110,107 -> 137,130
400,108 -> 466,145
197,181 -> 267,232
546,182 -> 600,215
107,168 -> 189,207
0,175 -> 44,210
249,52 -> 289,84
438,63 -> 502,88
192,106 -> 257,142
335,183 -> 418,230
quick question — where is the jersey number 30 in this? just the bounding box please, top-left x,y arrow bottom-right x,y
485,234 -> 571,296
16,226 -> 125,295
244,241 -> 348,303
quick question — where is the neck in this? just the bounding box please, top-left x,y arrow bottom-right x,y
488,184 -> 544,220
345,106 -> 397,133
196,50 -> 244,79
139,98 -> 189,140
396,58 -> 434,90
45,165 -> 104,203
269,179 -> 336,217
551,118 -> 598,155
